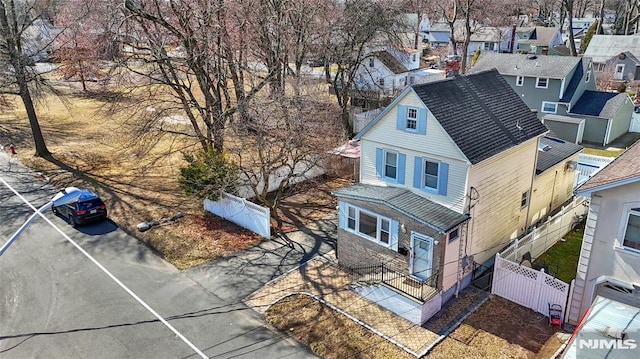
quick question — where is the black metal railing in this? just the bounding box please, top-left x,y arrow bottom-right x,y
342,263 -> 439,302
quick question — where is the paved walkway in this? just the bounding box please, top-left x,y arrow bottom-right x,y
245,257 -> 442,357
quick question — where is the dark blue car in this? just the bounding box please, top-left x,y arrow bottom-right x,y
52,189 -> 107,227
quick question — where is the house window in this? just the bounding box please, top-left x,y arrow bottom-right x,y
406,107 -> 418,130
585,71 -> 591,83
516,76 -> 524,86
409,76 -> 415,85
536,77 -> 549,88
542,101 -> 558,114
594,63 -> 605,72
423,159 -> 439,190
347,206 -> 356,230
379,78 -> 385,86
345,205 -> 393,246
369,58 -> 375,67
623,208 -> 640,250
384,150 -> 398,180
521,190 -> 529,209
412,54 -> 416,62
448,228 -> 459,243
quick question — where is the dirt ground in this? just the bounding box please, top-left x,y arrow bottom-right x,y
266,294 -> 564,359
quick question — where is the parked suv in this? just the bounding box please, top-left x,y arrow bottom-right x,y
52,188 -> 107,227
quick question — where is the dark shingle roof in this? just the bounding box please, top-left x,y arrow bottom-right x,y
571,90 -> 618,116
370,51 -> 407,74
559,58 -> 584,102
333,183 -> 469,233
412,69 -> 548,164
536,136 -> 583,174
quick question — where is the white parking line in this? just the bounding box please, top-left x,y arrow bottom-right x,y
0,176 -> 208,359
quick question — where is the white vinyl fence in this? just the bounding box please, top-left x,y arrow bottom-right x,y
500,196 -> 588,263
492,255 -> 572,319
204,193 -> 271,238
576,153 -> 614,187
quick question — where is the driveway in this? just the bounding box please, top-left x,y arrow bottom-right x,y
0,153 -> 324,358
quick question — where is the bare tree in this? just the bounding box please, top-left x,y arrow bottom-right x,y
323,0 -> 407,136
229,92 -> 344,221
0,0 -> 53,156
121,0 -> 273,152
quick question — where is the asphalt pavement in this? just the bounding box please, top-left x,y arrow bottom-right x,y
0,150 -> 332,358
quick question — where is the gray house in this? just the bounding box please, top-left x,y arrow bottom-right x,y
471,53 -> 633,146
583,35 -> 640,82
516,27 -> 565,55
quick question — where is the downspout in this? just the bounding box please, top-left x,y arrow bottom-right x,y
524,138 -> 540,234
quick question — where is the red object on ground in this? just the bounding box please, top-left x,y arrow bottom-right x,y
9,144 -> 16,155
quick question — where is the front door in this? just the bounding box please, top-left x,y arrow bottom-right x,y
411,233 -> 433,281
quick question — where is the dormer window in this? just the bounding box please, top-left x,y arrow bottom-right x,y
516,76 -> 524,86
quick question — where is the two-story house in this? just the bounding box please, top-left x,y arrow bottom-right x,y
353,49 -> 443,96
583,35 -> 640,82
471,53 -> 633,147
333,69 -> 549,323
516,27 -> 565,55
566,140 -> 640,328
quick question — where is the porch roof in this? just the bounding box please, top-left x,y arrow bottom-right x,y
333,183 -> 470,233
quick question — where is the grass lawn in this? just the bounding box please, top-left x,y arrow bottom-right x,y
533,221 -> 585,283
582,147 -> 624,157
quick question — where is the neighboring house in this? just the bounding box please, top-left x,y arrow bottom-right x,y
424,21 -> 451,48
529,136 -> 583,225
471,53 -> 633,146
333,69 -> 549,323
516,27 -> 565,55
353,49 -> 444,97
462,26 -> 518,55
566,140 -> 640,327
583,35 -> 640,81
563,17 -> 597,38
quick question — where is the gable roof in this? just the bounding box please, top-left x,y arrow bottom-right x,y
333,183 -> 470,233
576,139 -> 640,196
570,90 -> 619,116
412,70 -> 547,164
517,27 -> 561,46
559,58 -> 585,103
583,35 -> 640,63
535,136 -> 583,174
470,53 -> 582,79
370,51 -> 407,74
354,70 -> 547,164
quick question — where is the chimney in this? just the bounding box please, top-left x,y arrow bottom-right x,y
510,24 -> 517,54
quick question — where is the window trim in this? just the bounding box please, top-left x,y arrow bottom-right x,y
521,190 -> 529,209
536,77 -> 549,89
344,204 -> 393,247
405,107 -> 418,132
541,101 -> 558,114
422,158 -> 440,193
516,76 -> 524,86
448,228 -> 459,243
383,149 -> 399,181
585,71 -> 591,83
622,208 -> 640,252
369,58 -> 375,67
